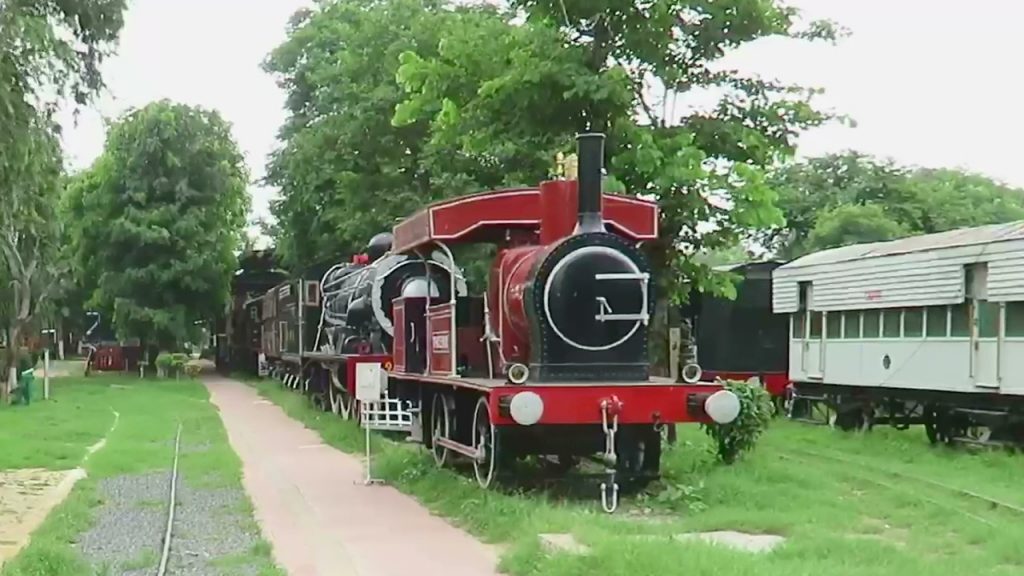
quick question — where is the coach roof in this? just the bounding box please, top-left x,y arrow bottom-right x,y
778,220 -> 1024,271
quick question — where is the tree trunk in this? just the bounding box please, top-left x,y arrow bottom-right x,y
4,325 -> 18,405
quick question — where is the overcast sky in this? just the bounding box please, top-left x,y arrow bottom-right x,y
58,0 -> 1024,227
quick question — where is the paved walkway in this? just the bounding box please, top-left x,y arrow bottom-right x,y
205,375 -> 502,576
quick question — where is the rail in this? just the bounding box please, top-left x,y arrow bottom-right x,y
156,423 -> 183,576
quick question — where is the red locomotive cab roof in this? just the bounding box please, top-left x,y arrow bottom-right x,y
391,184 -> 659,253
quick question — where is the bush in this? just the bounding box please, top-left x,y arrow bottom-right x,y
702,379 -> 774,464
184,361 -> 202,378
155,352 -> 191,378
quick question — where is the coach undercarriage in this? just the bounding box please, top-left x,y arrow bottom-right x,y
788,382 -> 1024,448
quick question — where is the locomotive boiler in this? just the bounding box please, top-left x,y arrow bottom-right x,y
317,232 -> 468,357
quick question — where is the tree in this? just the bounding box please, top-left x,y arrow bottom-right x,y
762,152 -> 1024,258
806,204 -> 907,252
0,0 -> 126,399
391,0 -> 842,368
264,0 -> 471,272
81,101 -> 249,363
0,114 -> 65,399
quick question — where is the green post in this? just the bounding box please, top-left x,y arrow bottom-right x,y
17,368 -> 34,405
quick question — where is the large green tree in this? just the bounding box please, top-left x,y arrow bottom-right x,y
389,0 -> 840,369
264,0 -> 460,271
78,101 -> 250,360
392,1 -> 839,301
761,153 -> 1024,258
0,0 -> 126,397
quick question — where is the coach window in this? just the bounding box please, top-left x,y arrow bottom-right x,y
863,310 -> 881,338
826,312 -> 841,339
978,300 -> 1000,338
903,307 -> 924,338
950,303 -> 971,337
843,311 -> 861,338
926,306 -> 949,338
809,311 -> 822,339
1006,302 -> 1024,337
882,309 -> 901,338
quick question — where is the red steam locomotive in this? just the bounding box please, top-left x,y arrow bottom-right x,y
253,133 -> 741,511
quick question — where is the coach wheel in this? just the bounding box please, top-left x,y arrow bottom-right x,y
472,396 -> 499,489
431,394 -> 452,467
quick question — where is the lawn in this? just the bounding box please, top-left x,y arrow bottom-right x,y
0,374 -> 282,576
251,376 -> 1024,576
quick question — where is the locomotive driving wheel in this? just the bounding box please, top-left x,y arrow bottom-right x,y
328,368 -> 354,420
431,394 -> 452,467
472,396 -> 500,489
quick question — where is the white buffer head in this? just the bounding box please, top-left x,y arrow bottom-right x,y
509,391 -> 544,426
704,390 -> 741,424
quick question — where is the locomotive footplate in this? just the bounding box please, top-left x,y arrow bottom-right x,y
390,372 -> 738,426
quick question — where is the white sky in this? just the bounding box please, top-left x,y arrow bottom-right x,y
58,0 -> 1024,230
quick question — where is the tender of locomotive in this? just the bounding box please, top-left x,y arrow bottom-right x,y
773,222 -> 1024,446
685,261 -> 790,409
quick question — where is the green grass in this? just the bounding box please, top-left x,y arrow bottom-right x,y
0,375 -> 284,576
250,376 -> 1024,576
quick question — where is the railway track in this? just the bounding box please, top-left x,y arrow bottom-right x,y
777,446 -> 1024,526
157,423 -> 183,576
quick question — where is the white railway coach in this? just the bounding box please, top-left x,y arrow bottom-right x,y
772,221 -> 1024,446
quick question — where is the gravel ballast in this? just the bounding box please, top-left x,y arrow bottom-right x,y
167,475 -> 264,575
77,443 -> 268,576
77,471 -> 167,576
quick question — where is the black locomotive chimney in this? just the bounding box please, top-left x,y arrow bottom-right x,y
575,132 -> 605,233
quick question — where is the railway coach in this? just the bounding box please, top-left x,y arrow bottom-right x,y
685,261 -> 790,410
773,222 -> 1024,446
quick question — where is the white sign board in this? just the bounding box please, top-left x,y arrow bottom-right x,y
355,363 -> 386,401
258,353 -> 268,377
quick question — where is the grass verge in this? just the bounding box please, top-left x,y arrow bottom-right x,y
250,375 -> 1024,576
0,374 -> 283,576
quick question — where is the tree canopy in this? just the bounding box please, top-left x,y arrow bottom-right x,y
71,101 -> 250,351
761,152 -> 1024,258
263,0 -> 458,270
267,0 -> 841,304
0,0 -> 126,395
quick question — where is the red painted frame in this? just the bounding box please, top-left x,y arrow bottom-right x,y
701,370 -> 789,397
487,383 -> 721,426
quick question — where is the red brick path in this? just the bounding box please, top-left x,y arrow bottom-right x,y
204,375 -> 502,576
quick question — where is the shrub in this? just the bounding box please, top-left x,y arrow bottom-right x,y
702,379 -> 774,464
184,362 -> 202,378
154,352 -> 190,378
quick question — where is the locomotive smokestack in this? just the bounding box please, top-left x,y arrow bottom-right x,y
576,132 -> 605,233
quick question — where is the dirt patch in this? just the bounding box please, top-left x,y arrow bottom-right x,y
0,468 -> 85,568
